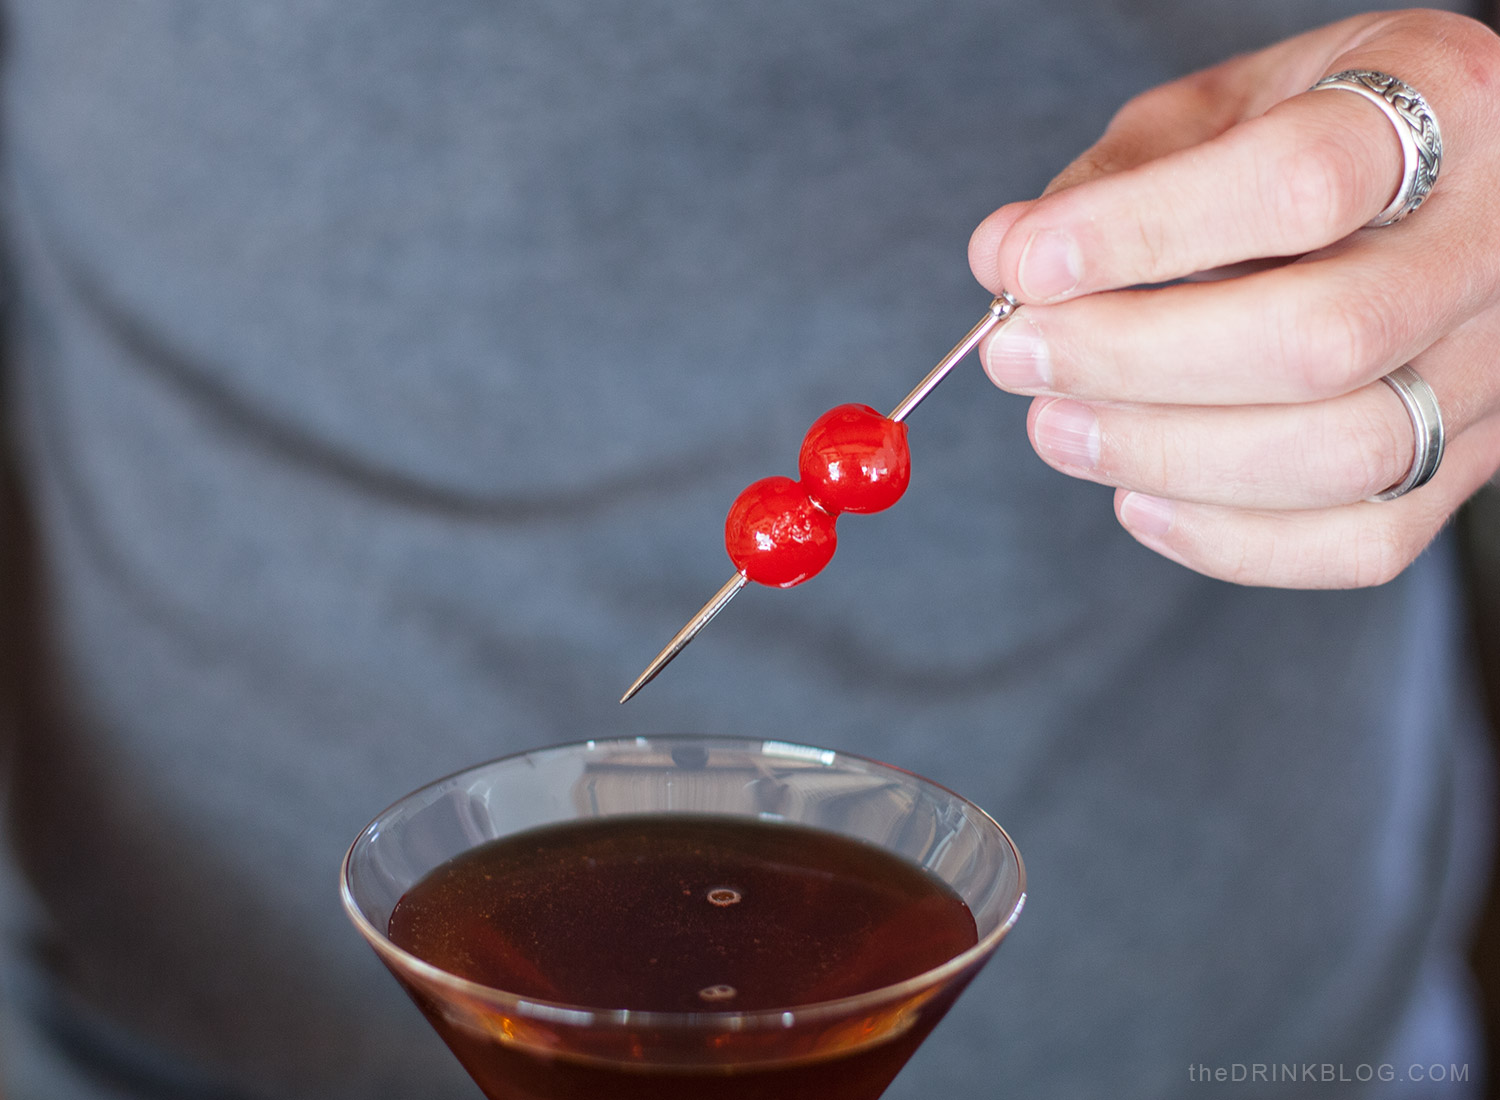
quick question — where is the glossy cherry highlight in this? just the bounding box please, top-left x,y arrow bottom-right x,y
798,403 -> 911,515
725,476 -> 838,588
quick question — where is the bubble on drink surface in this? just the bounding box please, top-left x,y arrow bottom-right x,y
706,887 -> 742,907
698,984 -> 737,1002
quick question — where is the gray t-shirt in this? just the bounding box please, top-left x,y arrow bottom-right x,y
0,1 -> 1490,1098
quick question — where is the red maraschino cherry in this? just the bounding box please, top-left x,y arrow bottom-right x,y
724,405 -> 911,588
725,476 -> 838,588
798,403 -> 910,515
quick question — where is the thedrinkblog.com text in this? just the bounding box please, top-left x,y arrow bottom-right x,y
1188,1064 -> 1470,1085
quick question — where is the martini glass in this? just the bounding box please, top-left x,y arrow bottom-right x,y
341,735 -> 1025,1100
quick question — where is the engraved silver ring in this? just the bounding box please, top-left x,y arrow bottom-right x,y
1372,365 -> 1444,501
1309,70 -> 1443,226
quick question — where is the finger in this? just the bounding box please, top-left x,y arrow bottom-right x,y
988,91 -> 1409,304
1027,387 -> 1408,510
968,17 -> 1375,293
976,14 -> 1500,304
980,196 -> 1500,405
971,66 -> 1247,291
1109,412 -> 1500,589
1026,307 -> 1500,509
1038,12 -> 1401,192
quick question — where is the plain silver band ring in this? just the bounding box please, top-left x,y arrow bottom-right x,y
1372,365 -> 1444,501
1309,70 -> 1443,226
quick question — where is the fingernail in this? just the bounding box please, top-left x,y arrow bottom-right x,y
983,314 -> 1051,390
1119,492 -> 1174,539
1018,229 -> 1082,301
1032,399 -> 1099,470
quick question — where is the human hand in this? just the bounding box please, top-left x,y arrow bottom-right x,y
969,9 -> 1500,587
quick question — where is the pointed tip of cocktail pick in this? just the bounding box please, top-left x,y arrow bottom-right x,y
620,572 -> 748,703
620,658 -> 664,704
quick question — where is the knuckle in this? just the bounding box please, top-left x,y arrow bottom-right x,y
1341,520 -> 1415,589
1468,20 -> 1500,90
1276,290 -> 1388,398
1263,139 -> 1364,245
1407,12 -> 1500,91
1313,398 -> 1410,500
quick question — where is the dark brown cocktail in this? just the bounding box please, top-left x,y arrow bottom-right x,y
342,737 -> 1024,1100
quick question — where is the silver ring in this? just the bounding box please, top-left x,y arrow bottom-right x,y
1371,365 -> 1444,501
1309,70 -> 1442,226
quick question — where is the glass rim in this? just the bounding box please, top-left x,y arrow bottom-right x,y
340,733 -> 1026,1032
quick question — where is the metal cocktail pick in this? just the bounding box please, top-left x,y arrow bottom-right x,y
620,292 -> 1019,704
